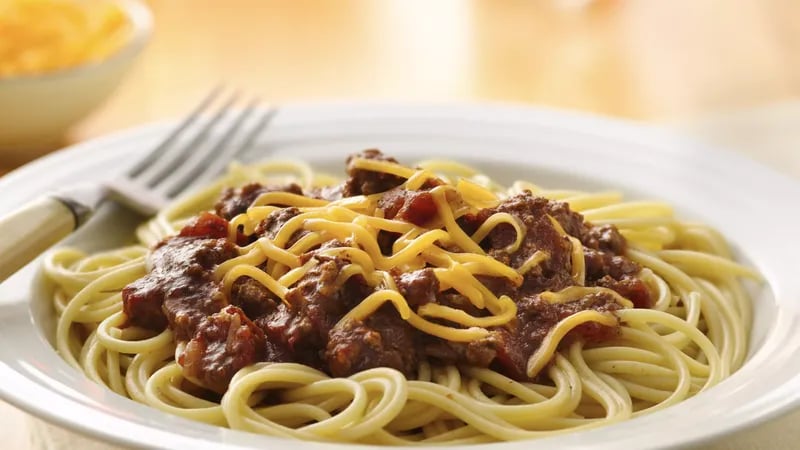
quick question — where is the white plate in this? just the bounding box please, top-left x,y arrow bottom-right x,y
0,103 -> 798,449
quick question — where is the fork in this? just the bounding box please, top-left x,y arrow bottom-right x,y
0,88 -> 276,282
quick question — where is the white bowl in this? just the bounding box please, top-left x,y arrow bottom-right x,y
0,0 -> 152,164
0,103 -> 798,449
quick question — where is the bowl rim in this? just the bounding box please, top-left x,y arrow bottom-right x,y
0,0 -> 153,84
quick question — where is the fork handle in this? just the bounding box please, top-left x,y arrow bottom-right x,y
0,196 -> 90,282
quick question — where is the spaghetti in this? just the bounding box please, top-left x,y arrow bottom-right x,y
44,150 -> 757,444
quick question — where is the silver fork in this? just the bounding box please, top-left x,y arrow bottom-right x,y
0,88 -> 276,282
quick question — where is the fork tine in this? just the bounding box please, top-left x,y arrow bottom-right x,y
127,85 -> 223,178
176,106 -> 278,196
230,107 -> 278,159
159,98 -> 263,198
136,90 -> 240,188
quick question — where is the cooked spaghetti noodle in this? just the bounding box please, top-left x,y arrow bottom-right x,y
44,150 -> 757,444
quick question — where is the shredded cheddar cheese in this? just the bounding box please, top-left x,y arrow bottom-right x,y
0,0 -> 130,77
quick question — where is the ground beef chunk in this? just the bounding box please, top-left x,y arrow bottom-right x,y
214,183 -> 304,220
230,276 -> 279,318
421,289 -> 622,379
493,293 -> 621,379
422,337 -> 497,368
393,268 -> 439,308
122,213 -> 238,340
325,305 -> 418,377
122,280 -> 169,331
582,224 -> 627,254
161,264 -> 230,341
297,239 -> 349,265
470,192 -> 651,308
435,193 -> 647,377
543,200 -> 586,242
596,276 -> 652,309
584,250 -> 639,281
476,192 -> 575,292
254,206 -> 301,241
543,204 -> 653,307
180,305 -> 265,394
583,240 -> 651,308
344,149 -> 406,196
378,188 -> 438,226
543,201 -> 625,253
255,303 -> 316,366
255,254 -> 368,369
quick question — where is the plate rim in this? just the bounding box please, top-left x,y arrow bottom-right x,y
1,101 -> 799,449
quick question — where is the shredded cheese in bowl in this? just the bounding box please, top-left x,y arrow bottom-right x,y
0,0 -> 131,78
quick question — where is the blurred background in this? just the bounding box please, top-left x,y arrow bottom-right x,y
1,0 -> 799,174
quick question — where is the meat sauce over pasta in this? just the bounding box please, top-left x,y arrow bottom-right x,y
122,150 -> 651,394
